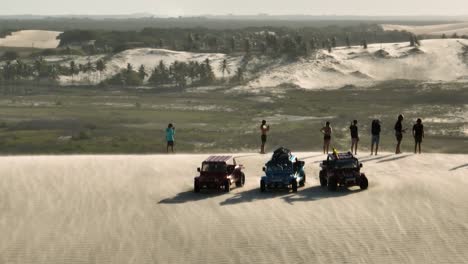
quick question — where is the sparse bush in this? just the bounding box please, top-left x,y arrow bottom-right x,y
84,123 -> 97,130
72,131 -> 91,140
2,51 -> 19,61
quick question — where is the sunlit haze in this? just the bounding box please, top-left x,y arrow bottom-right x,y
1,0 -> 467,16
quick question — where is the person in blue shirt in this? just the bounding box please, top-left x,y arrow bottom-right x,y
166,123 -> 175,153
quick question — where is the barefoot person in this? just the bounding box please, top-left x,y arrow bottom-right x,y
413,118 -> 424,154
394,114 -> 406,154
260,120 -> 270,154
349,120 -> 359,155
166,123 -> 175,153
320,122 -> 332,154
371,119 -> 381,155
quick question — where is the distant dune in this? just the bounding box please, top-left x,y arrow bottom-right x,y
0,30 -> 62,49
1,153 -> 467,263
48,39 -> 468,89
382,22 -> 468,36
246,39 -> 468,90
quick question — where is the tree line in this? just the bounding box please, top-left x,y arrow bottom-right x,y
57,24 -> 415,56
0,57 -> 243,88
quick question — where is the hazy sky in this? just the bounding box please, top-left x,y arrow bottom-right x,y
1,0 -> 467,16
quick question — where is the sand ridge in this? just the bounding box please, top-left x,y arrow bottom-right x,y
0,152 -> 467,263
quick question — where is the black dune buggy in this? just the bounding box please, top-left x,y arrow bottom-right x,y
319,152 -> 368,191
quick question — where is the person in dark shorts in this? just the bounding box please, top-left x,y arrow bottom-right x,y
412,118 -> 424,154
371,119 -> 381,155
320,122 -> 332,154
394,114 -> 406,154
166,123 -> 175,153
260,120 -> 270,154
349,120 -> 359,155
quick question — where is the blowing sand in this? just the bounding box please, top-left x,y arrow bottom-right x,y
1,153 -> 467,263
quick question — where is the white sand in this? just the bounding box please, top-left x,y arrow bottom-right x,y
0,30 -> 62,49
247,39 -> 468,90
59,49 -> 242,85
1,152 -> 467,263
382,22 -> 468,36
51,39 -> 468,89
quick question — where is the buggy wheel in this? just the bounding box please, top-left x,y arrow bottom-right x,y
292,180 -> 298,192
236,173 -> 245,187
260,180 -> 266,192
359,174 -> 368,190
299,173 -> 306,187
319,170 -> 327,187
328,177 -> 337,191
194,180 -> 200,193
224,180 -> 231,192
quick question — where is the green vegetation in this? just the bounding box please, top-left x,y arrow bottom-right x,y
0,81 -> 466,154
56,24 -> 412,55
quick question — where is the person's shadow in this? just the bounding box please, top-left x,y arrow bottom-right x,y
159,190 -> 224,204
450,164 -> 468,171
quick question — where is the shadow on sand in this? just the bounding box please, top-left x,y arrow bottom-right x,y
220,185 -> 361,206
159,190 -> 224,204
376,154 -> 412,163
281,185 -> 362,204
450,164 -> 468,171
298,154 -> 324,160
360,154 -> 393,163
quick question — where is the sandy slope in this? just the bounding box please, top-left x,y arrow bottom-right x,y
246,39 -> 468,90
0,30 -> 62,49
1,152 -> 467,264
58,48 -> 243,85
48,39 -> 468,89
382,22 -> 468,36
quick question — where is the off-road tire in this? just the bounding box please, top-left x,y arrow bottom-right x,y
319,170 -> 327,187
194,180 -> 200,193
292,180 -> 298,192
236,173 -> 245,187
224,181 -> 231,192
328,177 -> 337,191
359,174 -> 369,190
260,180 -> 266,192
299,172 -> 306,187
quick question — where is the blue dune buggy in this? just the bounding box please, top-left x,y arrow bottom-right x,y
260,147 -> 306,192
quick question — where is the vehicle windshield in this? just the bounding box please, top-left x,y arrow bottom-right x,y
332,160 -> 358,169
267,162 -> 292,172
202,162 -> 227,172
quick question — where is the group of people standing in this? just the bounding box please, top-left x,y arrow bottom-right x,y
318,114 -> 424,155
164,114 -> 425,155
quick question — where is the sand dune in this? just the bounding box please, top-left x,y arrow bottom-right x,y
0,30 -> 62,49
52,39 -> 468,89
382,22 -> 468,36
246,39 -> 468,90
1,152 -> 467,263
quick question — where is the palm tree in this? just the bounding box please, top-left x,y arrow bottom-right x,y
243,38 -> 251,53
69,61 -> 77,83
95,59 -> 106,83
236,67 -> 244,82
48,65 -> 59,81
34,57 -> 45,78
127,63 -> 134,73
219,59 -> 230,79
138,64 -> 147,81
